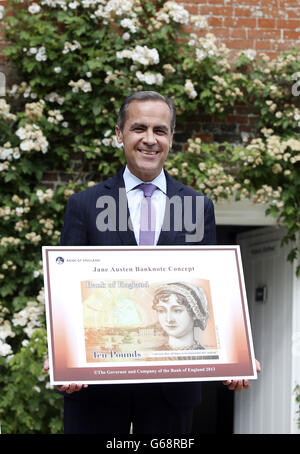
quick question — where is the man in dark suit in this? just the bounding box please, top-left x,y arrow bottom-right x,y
55,91 -> 257,434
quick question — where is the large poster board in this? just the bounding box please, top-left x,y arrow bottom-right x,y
42,246 -> 257,385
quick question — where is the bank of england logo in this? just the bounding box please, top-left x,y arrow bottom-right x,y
56,256 -> 64,264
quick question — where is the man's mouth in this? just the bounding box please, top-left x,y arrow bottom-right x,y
137,148 -> 159,155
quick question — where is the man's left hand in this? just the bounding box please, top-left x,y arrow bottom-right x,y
223,359 -> 261,392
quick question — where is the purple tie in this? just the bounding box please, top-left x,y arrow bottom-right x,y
138,183 -> 157,245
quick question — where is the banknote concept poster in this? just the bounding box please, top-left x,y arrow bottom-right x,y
42,246 -> 257,385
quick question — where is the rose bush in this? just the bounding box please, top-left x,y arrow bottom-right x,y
165,130 -> 300,268
0,0 -> 299,433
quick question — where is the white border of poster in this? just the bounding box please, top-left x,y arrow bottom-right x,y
42,246 -> 257,385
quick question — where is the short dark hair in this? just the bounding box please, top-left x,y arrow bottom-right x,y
117,91 -> 176,133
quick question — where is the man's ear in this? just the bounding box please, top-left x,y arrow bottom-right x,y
115,125 -> 123,144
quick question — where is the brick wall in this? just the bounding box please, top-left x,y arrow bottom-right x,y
0,0 -> 9,57
174,0 -> 300,145
0,0 -> 300,172
180,0 -> 300,58
1,1 -> 299,61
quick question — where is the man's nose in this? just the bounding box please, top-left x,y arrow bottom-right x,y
143,129 -> 157,145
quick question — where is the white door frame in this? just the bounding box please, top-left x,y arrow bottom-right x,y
214,196 -> 300,434
215,199 -> 276,226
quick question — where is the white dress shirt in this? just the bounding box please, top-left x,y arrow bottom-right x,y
123,166 -> 167,245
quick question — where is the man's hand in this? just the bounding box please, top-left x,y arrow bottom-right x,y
56,383 -> 88,393
223,359 -> 261,392
43,358 -> 88,394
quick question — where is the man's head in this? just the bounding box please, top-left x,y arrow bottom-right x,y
117,91 -> 176,134
115,91 -> 176,182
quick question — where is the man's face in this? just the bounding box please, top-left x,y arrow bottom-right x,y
115,100 -> 173,182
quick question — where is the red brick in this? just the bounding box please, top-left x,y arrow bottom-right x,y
285,8 -> 300,18
230,28 -> 247,39
276,19 -> 300,29
234,7 -> 252,17
253,7 -> 288,20
224,17 -> 257,28
199,5 -> 234,17
225,0 -> 261,5
228,0 -> 279,5
272,41 -> 297,51
208,17 -> 223,27
227,115 -> 249,124
196,134 -> 214,143
234,105 -> 256,115
279,0 -> 300,6
42,172 -> 58,181
262,51 -> 281,59
180,25 -> 195,35
248,29 -> 281,39
238,125 -> 255,133
186,0 -> 223,3
255,40 -> 273,50
258,19 -> 277,28
212,28 -> 230,38
252,0 -> 278,4
223,39 -> 255,49
182,4 -> 198,15
283,29 -> 300,40
205,0 -> 226,4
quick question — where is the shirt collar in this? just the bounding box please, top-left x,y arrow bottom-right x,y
123,166 -> 167,194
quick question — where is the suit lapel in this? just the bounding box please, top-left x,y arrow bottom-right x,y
102,168 -> 137,246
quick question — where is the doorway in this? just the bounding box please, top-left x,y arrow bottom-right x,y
234,226 -> 295,434
192,224 -> 261,434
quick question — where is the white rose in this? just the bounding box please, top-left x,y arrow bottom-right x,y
69,1 -> 80,9
20,140 -> 34,151
13,151 -> 21,160
35,47 -> 47,62
0,340 -> 12,357
28,3 -> 41,14
102,138 -> 111,146
122,32 -> 131,41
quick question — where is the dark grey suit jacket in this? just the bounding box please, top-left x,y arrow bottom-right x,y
60,168 -> 216,408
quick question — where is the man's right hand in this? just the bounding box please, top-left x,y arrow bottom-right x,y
43,358 -> 88,394
57,383 -> 88,393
